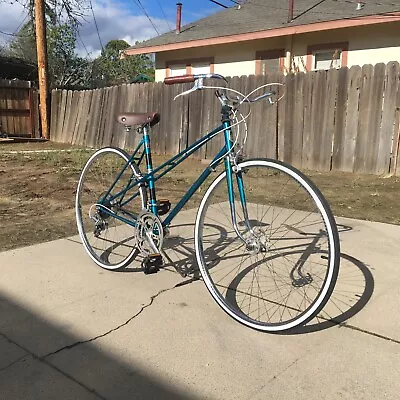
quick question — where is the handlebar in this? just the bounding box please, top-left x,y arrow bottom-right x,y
164,74 -> 195,85
164,73 -> 282,105
164,73 -> 227,85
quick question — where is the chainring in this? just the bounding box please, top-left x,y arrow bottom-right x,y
135,211 -> 164,256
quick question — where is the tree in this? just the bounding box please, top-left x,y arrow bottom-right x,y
6,20 -> 92,88
92,39 -> 154,87
46,22 -> 92,88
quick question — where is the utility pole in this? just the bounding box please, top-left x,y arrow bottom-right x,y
34,0 -> 50,139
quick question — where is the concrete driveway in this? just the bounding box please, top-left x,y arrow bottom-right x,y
0,209 -> 399,399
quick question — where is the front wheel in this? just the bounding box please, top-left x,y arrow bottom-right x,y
195,158 -> 340,332
76,147 -> 147,270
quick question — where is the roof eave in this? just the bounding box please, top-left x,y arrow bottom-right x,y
124,13 -> 400,56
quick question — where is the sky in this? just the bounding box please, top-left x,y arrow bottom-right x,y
0,0 -> 223,58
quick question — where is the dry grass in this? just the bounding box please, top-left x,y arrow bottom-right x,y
0,141 -> 399,252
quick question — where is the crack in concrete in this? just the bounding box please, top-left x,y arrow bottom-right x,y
337,321 -> 400,345
0,354 -> 29,373
43,279 -> 194,359
0,279 -> 193,400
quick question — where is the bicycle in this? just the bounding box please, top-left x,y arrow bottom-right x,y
75,73 -> 340,332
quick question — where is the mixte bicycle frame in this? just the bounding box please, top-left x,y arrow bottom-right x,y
98,107 -> 248,236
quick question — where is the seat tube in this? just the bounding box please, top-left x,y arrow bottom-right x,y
143,125 -> 157,214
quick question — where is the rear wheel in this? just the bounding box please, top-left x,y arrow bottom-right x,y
76,147 -> 147,270
195,158 -> 340,332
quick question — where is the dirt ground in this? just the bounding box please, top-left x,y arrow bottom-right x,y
1,140 -> 399,252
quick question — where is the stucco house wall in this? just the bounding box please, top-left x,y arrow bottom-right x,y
154,21 -> 400,81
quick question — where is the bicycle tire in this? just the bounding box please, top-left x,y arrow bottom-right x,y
76,147 -> 147,270
195,158 -> 340,332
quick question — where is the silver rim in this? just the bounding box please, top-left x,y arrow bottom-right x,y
76,147 -> 146,270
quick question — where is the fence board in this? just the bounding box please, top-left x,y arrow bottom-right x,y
354,64 -> 374,173
320,68 -> 339,171
78,91 -> 93,145
394,76 -> 400,176
113,84 -> 128,149
32,90 -> 40,137
169,83 -> 186,155
365,63 -> 386,174
309,70 -> 327,170
121,84 -> 136,150
301,70 -> 314,169
56,90 -> 67,142
343,66 -> 362,171
49,90 -> 60,140
332,67 -> 349,170
98,87 -> 112,147
282,72 -> 303,167
187,89 -> 206,159
65,91 -> 80,145
201,82 -> 217,159
62,90 -> 73,143
379,62 -> 400,174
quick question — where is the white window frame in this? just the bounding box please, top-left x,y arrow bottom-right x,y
313,49 -> 343,71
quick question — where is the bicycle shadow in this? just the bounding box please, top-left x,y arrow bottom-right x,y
159,222 -> 375,334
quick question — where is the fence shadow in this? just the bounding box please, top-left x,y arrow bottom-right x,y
0,292 -> 202,399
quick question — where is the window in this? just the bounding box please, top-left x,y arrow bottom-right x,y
256,49 -> 285,75
169,64 -> 188,77
191,62 -> 211,75
314,49 -> 342,70
306,42 -> 348,71
166,58 -> 214,77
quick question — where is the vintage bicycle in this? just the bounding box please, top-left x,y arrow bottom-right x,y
75,73 -> 340,332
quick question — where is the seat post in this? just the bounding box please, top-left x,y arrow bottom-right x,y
143,124 -> 157,214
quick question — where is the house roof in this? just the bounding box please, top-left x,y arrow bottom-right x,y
126,0 -> 400,55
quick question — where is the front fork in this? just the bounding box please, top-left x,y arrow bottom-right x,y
225,156 -> 255,245
222,118 -> 255,248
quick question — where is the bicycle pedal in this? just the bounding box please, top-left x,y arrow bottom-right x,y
157,199 -> 171,216
142,253 -> 163,274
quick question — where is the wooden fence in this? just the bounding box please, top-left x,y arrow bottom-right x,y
0,79 -> 40,138
50,62 -> 400,175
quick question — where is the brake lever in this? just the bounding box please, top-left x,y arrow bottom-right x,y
242,91 -> 276,104
174,86 -> 197,100
174,77 -> 204,100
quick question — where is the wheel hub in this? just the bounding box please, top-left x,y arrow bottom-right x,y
245,232 -> 269,254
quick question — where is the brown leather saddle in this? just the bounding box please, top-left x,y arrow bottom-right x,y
116,112 -> 160,128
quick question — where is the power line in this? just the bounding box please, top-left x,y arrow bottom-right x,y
89,0 -> 104,52
247,0 -> 400,17
133,0 -> 160,36
155,0 -> 172,31
0,11 -> 29,52
209,0 -> 229,8
292,0 -> 328,21
0,29 -> 30,37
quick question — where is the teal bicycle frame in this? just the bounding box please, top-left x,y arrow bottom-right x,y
98,109 -> 248,233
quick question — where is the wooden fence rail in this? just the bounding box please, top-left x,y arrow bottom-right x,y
50,62 -> 400,175
0,79 -> 39,138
